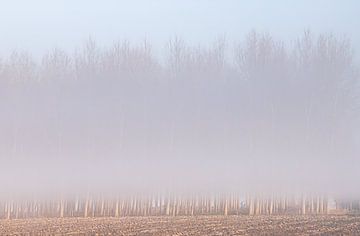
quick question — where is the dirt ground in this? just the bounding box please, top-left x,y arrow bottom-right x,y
0,215 -> 360,235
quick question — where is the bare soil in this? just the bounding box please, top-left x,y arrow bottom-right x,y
1,215 -> 360,235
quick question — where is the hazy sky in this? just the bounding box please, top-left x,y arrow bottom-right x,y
0,0 -> 359,57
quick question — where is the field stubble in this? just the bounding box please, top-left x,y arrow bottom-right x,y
1,215 -> 360,235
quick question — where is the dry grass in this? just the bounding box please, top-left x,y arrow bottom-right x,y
1,215 -> 360,235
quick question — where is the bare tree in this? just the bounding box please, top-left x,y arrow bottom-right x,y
41,48 -> 72,81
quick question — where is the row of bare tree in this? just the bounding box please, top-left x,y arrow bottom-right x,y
0,31 -> 359,207
0,195 -> 334,219
0,31 -> 356,82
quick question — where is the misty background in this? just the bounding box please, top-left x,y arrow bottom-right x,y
0,1 -> 359,199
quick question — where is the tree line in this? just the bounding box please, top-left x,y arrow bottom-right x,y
0,31 -> 359,198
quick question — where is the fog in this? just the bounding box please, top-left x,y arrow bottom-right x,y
0,1 -> 359,201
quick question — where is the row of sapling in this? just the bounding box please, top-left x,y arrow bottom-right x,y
0,194 -> 336,219
1,32 -> 357,165
0,31 -> 359,217
0,32 -> 355,83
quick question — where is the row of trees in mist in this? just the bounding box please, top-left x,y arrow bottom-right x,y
0,31 -> 356,81
0,31 -> 359,195
0,194 -> 334,219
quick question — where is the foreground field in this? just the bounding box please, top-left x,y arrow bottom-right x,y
1,215 -> 360,235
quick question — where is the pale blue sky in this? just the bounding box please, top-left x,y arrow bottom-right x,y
0,0 -> 359,57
